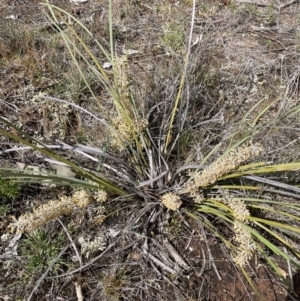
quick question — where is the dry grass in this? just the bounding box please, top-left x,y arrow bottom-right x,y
1,0 -> 300,300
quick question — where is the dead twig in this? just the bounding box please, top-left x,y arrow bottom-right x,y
199,225 -> 222,281
250,25 -> 278,32
58,219 -> 82,266
163,238 -> 190,270
236,0 -> 270,6
142,239 -> 177,274
47,238 -> 142,279
75,279 -> 84,301
252,31 -> 287,50
277,0 -> 299,11
237,0 -> 299,11
284,247 -> 294,291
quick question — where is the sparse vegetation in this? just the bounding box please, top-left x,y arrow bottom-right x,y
19,229 -> 68,277
162,21 -> 186,52
0,204 -> 9,216
1,0 -> 300,300
0,177 -> 19,198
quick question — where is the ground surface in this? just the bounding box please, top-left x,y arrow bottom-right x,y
1,0 -> 300,300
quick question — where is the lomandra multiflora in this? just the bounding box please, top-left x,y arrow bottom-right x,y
160,144 -> 263,266
10,190 -> 107,233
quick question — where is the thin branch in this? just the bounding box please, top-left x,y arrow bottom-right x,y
163,238 -> 190,270
200,224 -> 222,281
142,239 -> 176,274
75,279 -> 84,301
236,0 -> 270,6
236,0 -> 299,11
277,0 -> 299,11
58,219 -> 82,266
164,0 -> 196,152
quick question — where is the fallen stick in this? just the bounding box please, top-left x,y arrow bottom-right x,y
236,0 -> 299,11
75,280 -> 84,301
236,0 -> 270,6
277,0 -> 299,11
142,239 -> 177,274
163,238 -> 190,270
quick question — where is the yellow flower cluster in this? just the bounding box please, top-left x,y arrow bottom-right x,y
110,116 -> 148,151
11,197 -> 74,234
91,205 -> 106,226
224,198 -> 250,222
93,189 -> 107,203
10,189 -> 107,233
193,193 -> 205,204
219,191 -> 256,267
161,193 -> 182,211
233,222 -> 256,266
71,190 -> 94,208
110,116 -> 135,150
115,55 -> 130,95
110,55 -> 148,151
186,144 -> 263,195
114,55 -> 132,120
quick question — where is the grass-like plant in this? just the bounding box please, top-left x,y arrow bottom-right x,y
19,228 -> 69,278
0,177 -> 19,216
1,0 -> 300,299
0,177 -> 19,198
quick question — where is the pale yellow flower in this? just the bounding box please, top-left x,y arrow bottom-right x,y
161,193 -> 182,211
10,189 -> 107,233
186,144 -> 263,194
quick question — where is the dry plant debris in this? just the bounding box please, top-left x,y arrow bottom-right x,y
78,233 -> 106,258
1,0 -> 300,300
